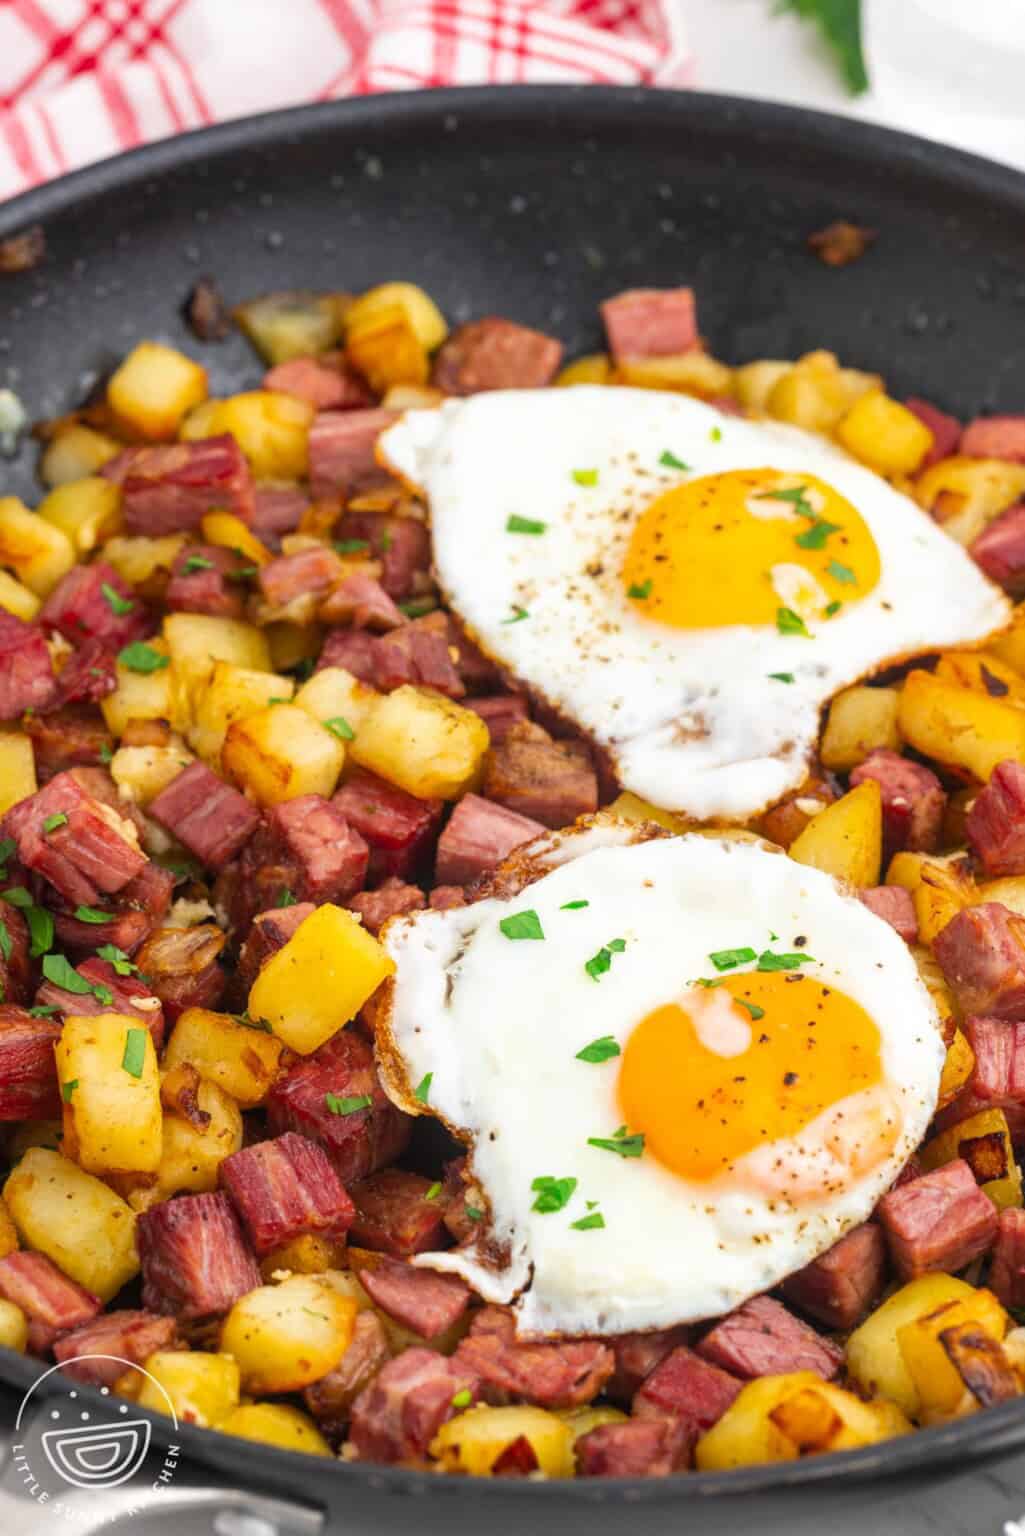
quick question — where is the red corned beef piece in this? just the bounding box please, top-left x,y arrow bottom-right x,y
103,435 -> 254,533
696,1296 -> 842,1381
634,1345 -> 742,1431
961,415 -> 1025,463
601,288 -> 698,363
606,1327 -> 690,1404
303,1309 -> 391,1437
1,771 -> 145,906
334,512 -> 430,600
219,1132 -> 355,1256
137,1191 -> 261,1320
0,902 -> 31,1006
454,1307 -> 614,1408
0,1005 -> 61,1119
432,613 -> 502,693
850,749 -> 945,856
52,860 -> 175,963
989,1207 -> 1025,1308
431,318 -> 563,394
970,505 -> 1025,595
332,769 -> 443,884
430,885 -> 466,911
149,761 -> 260,872
0,610 -> 56,719
25,709 -> 113,783
263,795 -> 369,901
967,760 -> 1025,876
904,397 -> 962,467
934,903 -> 1025,1021
165,543 -> 248,619
35,957 -> 165,1049
316,626 -> 378,682
434,794 -> 544,886
373,612 -> 465,698
257,546 -> 346,613
39,561 -> 146,648
264,355 -> 372,411
347,877 -> 425,935
0,1251 -> 101,1355
483,721 -> 598,829
251,482 -> 310,543
46,640 -> 117,711
318,572 -> 404,630
308,409 -> 399,500
462,694 -> 530,744
935,1015 -> 1025,1139
349,1169 -> 449,1258
858,885 -> 918,944
133,923 -> 226,1025
358,1257 -> 471,1341
576,1417 -> 693,1478
876,1159 -> 998,1280
780,1222 -> 887,1330
54,1310 -> 179,1384
349,1347 -> 481,1463
267,1030 -> 411,1185
236,901 -> 316,995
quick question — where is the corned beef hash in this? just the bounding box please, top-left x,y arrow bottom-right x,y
4,280 -> 1025,1478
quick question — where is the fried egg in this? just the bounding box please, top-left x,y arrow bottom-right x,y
375,821 -> 943,1336
380,389 -> 1009,821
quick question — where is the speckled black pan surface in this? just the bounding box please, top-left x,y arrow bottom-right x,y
2,85 -> 1025,1518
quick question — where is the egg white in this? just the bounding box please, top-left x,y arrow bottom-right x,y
376,822 -> 944,1336
381,388 -> 1009,822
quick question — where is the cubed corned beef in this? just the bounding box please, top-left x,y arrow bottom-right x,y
454,1307 -> 614,1408
600,287 -> 698,364
935,1015 -> 1025,1139
1,771 -> 145,907
218,1132 -> 355,1256
53,906 -> 151,957
133,922 -> 226,1026
54,1310 -> 179,1384
605,1327 -> 690,1405
970,504 -> 1025,595
349,1169 -> 448,1257
483,722 -> 598,829
251,482 -> 310,543
462,694 -> 530,744
850,749 -> 946,857
104,435 -> 254,533
904,398 -> 962,467
316,626 -> 378,682
780,1222 -> 887,1330
961,416 -> 1025,463
165,543 -> 248,619
967,761 -> 1025,877
46,640 -> 117,710
25,709 -> 113,784
0,610 -> 56,719
149,761 -> 260,874
436,1156 -> 483,1245
576,1417 -> 693,1478
349,1347 -> 481,1463
334,512 -> 430,600
434,794 -> 545,886
263,795 -> 369,901
308,409 -> 399,500
373,612 -> 465,698
431,318 -> 563,395
39,561 -> 147,648
34,956 -> 165,1049
236,901 -> 316,995
266,1029 -> 411,1185
358,1257 -> 471,1341
858,885 -> 918,944
0,1005 -> 61,1119
264,355 -> 372,411
430,885 -> 466,911
695,1296 -> 842,1381
634,1345 -> 742,1430
257,546 -> 347,614
347,878 -> 425,935
934,903 -> 1025,1022
0,902 -> 31,1006
876,1158 -> 998,1280
137,1191 -> 261,1320
318,572 -> 404,630
989,1207 -> 1025,1307
429,613 -> 502,694
0,1251 -> 101,1355
332,769 -> 443,884
304,1309 -> 391,1438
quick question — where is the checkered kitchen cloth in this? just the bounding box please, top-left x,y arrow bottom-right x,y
0,0 -> 692,200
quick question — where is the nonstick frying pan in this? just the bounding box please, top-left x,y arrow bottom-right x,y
2,84 -> 1025,1531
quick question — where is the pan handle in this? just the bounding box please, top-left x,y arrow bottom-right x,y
0,1478 -> 325,1534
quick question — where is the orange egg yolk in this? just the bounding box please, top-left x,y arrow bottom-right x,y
617,973 -> 884,1182
621,468 -> 881,629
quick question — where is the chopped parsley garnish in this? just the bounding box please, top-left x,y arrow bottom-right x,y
325,1092 -> 372,1116
709,946 -> 757,972
825,600 -> 843,617
414,1072 -> 433,1104
276,888 -> 297,908
182,554 -> 214,573
379,532 -> 393,552
585,937 -> 626,981
571,1211 -> 606,1231
757,949 -> 815,972
451,1389 -> 473,1409
691,976 -> 723,989
99,743 -> 113,765
101,582 -> 134,616
572,468 -> 599,487
425,1182 -> 442,1202
236,1012 -> 273,1032
531,1175 -> 578,1214
465,1205 -> 483,1223
324,716 -> 355,741
42,813 -> 68,834
301,1307 -> 328,1321
736,998 -> 766,1020
576,1035 -> 621,1064
97,943 -> 137,976
659,450 -> 690,471
627,580 -> 653,600
42,953 -> 111,1003
506,515 -> 547,535
794,518 -> 842,551
227,565 -> 259,582
29,1005 -> 60,1018
61,1079 -> 78,1103
2,887 -> 53,957
561,900 -> 589,911
827,559 -> 856,585
757,485 -> 815,517
398,598 -> 437,619
0,919 -> 10,965
587,1126 -> 645,1159
499,909 -> 545,942
502,604 -> 529,624
0,838 -> 15,870
776,607 -> 810,638
335,538 -> 370,555
121,1028 -> 147,1078
768,672 -> 795,683
74,906 -> 114,924
710,426 -> 723,442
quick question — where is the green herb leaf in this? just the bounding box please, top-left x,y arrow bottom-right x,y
768,672 -> 795,683
0,838 -> 15,867
182,554 -> 214,573
26,907 -> 53,957
502,605 -> 529,625
99,743 -> 113,765
379,532 -> 393,552
121,1027 -> 147,1078
61,1078 -> 78,1103
335,538 -> 371,555
324,716 -> 355,741
576,1035 -> 621,1064
97,943 -> 137,976
587,1127 -> 645,1159
42,813 -> 68,834
736,998 -> 766,1020
93,982 -> 114,1006
398,598 -> 437,619
627,580 -> 653,600
101,582 -> 134,616
235,1012 -> 273,1032
571,1210 -> 606,1231
116,640 -> 170,674
585,938 -> 627,981
414,1072 -> 433,1104
757,949 -> 815,972
465,1205 -> 483,1223
0,919 -> 10,965
561,900 -> 589,911
709,946 -> 757,972
691,976 -> 723,989
42,954 -> 91,994
776,607 -> 810,638
794,518 -> 842,550
506,515 -> 547,535
572,468 -> 599,487
29,1004 -> 60,1018
325,1092 -> 372,1116
531,1175 -> 578,1214
425,1182 -> 442,1202
499,909 -> 545,942
74,906 -> 114,925
451,1389 -> 473,1409
757,484 -> 815,516
778,0 -> 868,95
226,565 -> 259,583
276,888 -> 297,908
0,886 -> 30,907
825,600 -> 842,617
709,426 -> 723,442
827,559 -> 856,585
659,450 -> 690,471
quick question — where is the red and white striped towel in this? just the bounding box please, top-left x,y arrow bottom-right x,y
0,0 -> 692,200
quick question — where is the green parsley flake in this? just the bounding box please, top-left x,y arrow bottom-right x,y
465,1205 -> 483,1223
0,919 -> 10,965
335,538 -> 370,555
325,1092 -> 372,1116
628,580 -> 653,600
757,485 -> 815,517
572,468 -> 599,487
710,426 -> 723,442
571,1211 -> 606,1231
768,672 -> 795,683
794,518 -> 842,551
398,598 -> 437,620
236,1013 -> 273,1032
425,1182 -> 442,1202
121,1028 -> 147,1079
74,906 -> 114,924
776,607 -> 810,638
585,937 -> 626,982
0,838 -> 15,869
561,900 -> 589,911
414,1072 -> 433,1104
182,554 -> 214,573
451,1389 -> 473,1409
709,946 -> 757,972
42,954 -> 91,994
736,998 -> 766,1021
827,559 -> 856,585
101,582 -> 134,616
756,949 -> 815,972
99,743 -> 113,765
61,1079 -> 78,1103
379,532 -> 393,552
277,888 -> 297,908
576,1035 -> 621,1064
42,813 -> 68,834
324,716 -> 355,741
825,600 -> 843,617
531,1175 -> 578,1214
502,605 -> 529,625
29,1005 -> 60,1018
499,909 -> 544,942
506,515 -> 547,535
587,1126 -> 645,1159
97,943 -> 137,976
659,450 -> 690,471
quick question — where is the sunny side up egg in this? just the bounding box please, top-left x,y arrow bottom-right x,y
375,822 -> 943,1336
380,388 -> 1010,822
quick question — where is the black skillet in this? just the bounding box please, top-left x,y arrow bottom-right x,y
3,85 -> 1025,1532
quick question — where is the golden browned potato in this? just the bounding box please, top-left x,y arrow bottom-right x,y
0,1299 -> 27,1353
110,741 -> 194,807
431,1404 -> 575,1478
222,703 -> 345,804
161,1009 -> 287,1108
163,613 -> 271,711
138,1350 -> 240,1428
347,306 -> 429,394
787,780 -> 882,886
616,352 -> 734,399
219,1274 -> 358,1394
0,1198 -> 18,1260
39,424 -> 122,487
350,685 -> 490,800
188,662 -> 294,767
234,291 -> 348,365
200,511 -> 272,567
0,733 -> 37,817
346,283 -> 448,353
898,669 -> 1025,782
126,1077 -> 242,1207
820,685 -> 901,771
216,1402 -> 332,1455
101,637 -> 181,737
37,477 -> 122,557
0,496 -> 75,596
556,354 -> 613,388
896,1289 -> 1010,1423
847,1274 -> 982,1416
55,1013 -> 162,1177
920,1107 -> 1022,1210
937,1027 -> 976,1112
836,391 -> 934,476
108,341 -> 208,440
0,569 -> 41,622
695,1373 -> 909,1470
915,456 -> 1025,547
3,1147 -> 138,1301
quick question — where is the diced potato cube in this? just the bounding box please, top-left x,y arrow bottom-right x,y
787,780 -> 882,887
217,1402 -> 332,1455
350,684 -> 489,800
820,685 -> 901,771
431,1404 -> 575,1478
0,569 -> 41,622
347,305 -> 429,394
161,1009 -> 286,1108
616,352 -> 734,400
38,477 -> 122,557
101,637 -> 180,736
108,341 -> 208,440
39,425 -> 122,487
259,1234 -> 348,1281
3,1147 -> 138,1301
556,354 -> 613,388
606,791 -> 690,832
0,1197 -> 18,1259
179,400 -> 226,441
346,282 -> 448,353
896,1289 -> 1009,1422
0,496 -> 75,596
769,1381 -> 910,1453
222,703 -> 344,804
102,533 -> 185,593
767,352 -> 854,432
559,1405 -> 629,1441
248,903 -> 394,1055
937,1027 -> 976,1113
200,511 -> 271,567
978,875 -> 1025,920
189,662 -> 294,766
110,741 -> 194,806
847,1274 -> 980,1416
138,1350 -> 240,1428
890,855 -> 978,946
898,669 -> 1025,782
992,602 -> 1025,677
837,391 -> 934,476
234,291 -> 348,365
920,1107 -> 1022,1210
935,651 -> 1025,709
733,360 -> 790,413
695,1374 -> 809,1469
0,733 -> 37,817
56,1013 -> 161,1177
129,1078 -> 242,1207
293,666 -> 380,735
696,1373 -> 909,1470
163,613 -> 270,709
915,456 -> 1025,548
265,621 -> 322,672
0,1298 -> 27,1353
211,392 -> 313,480
219,1274 -> 358,1394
